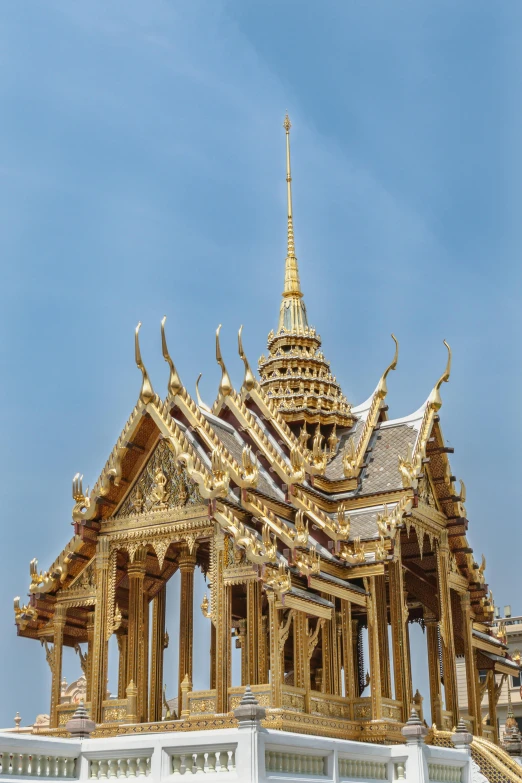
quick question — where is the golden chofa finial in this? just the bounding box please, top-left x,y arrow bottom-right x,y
376,334 -> 399,397
135,322 -> 155,404
283,113 -> 291,132
216,324 -> 232,397
161,316 -> 182,397
195,373 -> 212,413
238,325 -> 256,393
428,340 -> 452,411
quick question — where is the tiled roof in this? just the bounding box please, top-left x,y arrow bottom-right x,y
324,420 -> 364,481
358,424 -> 417,495
210,418 -> 282,501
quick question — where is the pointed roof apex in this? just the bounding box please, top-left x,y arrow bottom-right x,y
278,114 -> 308,332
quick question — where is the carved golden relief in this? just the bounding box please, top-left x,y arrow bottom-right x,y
116,439 -> 202,518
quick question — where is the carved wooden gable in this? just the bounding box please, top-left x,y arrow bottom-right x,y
115,439 -> 202,518
417,472 -> 440,511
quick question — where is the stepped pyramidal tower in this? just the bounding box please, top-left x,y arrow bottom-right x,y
258,115 -> 352,437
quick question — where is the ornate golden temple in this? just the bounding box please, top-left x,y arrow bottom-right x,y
14,116 -> 519,746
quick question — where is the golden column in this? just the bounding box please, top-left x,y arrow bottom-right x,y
178,545 -> 197,711
49,604 -> 67,728
321,601 -> 341,696
246,580 -> 262,685
424,610 -> 443,727
460,592 -> 478,732
210,623 -> 216,690
86,611 -> 95,704
126,546 -> 148,723
91,537 -> 111,724
268,591 -> 282,708
260,616 -> 269,684
117,633 -> 128,700
340,600 -> 356,700
473,651 -> 483,738
149,585 -> 167,722
366,577 -> 383,720
293,611 -> 306,689
437,530 -> 459,727
239,619 -> 248,686
215,536 -> 231,713
388,539 -> 412,721
487,670 -> 498,744
375,575 -> 392,699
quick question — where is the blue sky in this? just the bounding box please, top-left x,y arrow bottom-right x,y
1,0 -> 521,727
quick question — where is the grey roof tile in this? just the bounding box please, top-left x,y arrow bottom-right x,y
210,419 -> 281,501
358,424 -> 417,495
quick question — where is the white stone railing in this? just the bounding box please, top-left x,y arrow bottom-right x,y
428,762 -> 463,782
338,756 -> 388,779
0,725 -> 474,783
0,736 -> 79,779
265,750 -> 326,775
170,745 -> 236,775
88,754 -> 151,779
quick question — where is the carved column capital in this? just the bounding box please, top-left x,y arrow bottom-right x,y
128,548 -> 148,579
423,609 -> 438,625
96,536 -> 110,568
54,604 -> 67,627
178,545 -> 198,571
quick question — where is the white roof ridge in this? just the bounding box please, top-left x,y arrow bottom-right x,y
379,400 -> 428,430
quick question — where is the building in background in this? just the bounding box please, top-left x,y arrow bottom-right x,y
458,605 -> 522,743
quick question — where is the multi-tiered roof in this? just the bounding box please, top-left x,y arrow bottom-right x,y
13,117 -> 518,748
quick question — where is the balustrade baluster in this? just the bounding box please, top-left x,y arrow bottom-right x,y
108,759 -> 118,778
99,759 -> 109,780
206,752 -> 216,773
65,757 -> 76,778
57,757 -> 66,778
90,760 -> 100,779
20,753 -> 30,775
118,758 -> 128,778
137,757 -> 148,777
127,758 -> 137,778
227,750 -> 235,771
172,756 -> 181,775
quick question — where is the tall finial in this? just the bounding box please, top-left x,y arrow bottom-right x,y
216,325 -> 232,397
284,113 -> 296,263
161,316 -> 182,398
283,113 -> 301,296
135,323 -> 155,405
277,115 -> 308,333
428,340 -> 452,411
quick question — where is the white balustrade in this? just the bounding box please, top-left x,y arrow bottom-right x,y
89,756 -> 151,779
428,763 -> 462,783
338,757 -> 387,780
0,751 -> 77,777
0,727 -> 474,783
265,750 -> 326,775
171,748 -> 236,775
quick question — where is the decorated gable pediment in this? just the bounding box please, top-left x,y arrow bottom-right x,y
417,472 -> 440,511
114,438 -> 202,519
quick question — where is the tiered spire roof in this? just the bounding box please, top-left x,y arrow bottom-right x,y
258,115 -> 352,430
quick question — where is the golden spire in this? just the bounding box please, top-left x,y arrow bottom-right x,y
278,114 -> 308,332
284,113 -> 299,292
